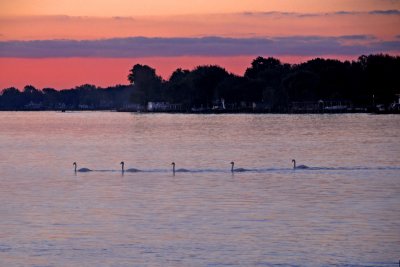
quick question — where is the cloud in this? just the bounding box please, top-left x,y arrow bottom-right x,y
369,9 -> 400,15
241,11 -> 351,17
332,11 -> 355,15
241,10 -> 400,17
0,36 -> 398,58
338,35 -> 376,40
112,16 -> 135,21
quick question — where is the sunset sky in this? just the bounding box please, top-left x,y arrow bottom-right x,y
0,0 -> 399,89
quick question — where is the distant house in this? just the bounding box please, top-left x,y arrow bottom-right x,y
119,103 -> 145,112
53,103 -> 66,110
291,101 -> 319,112
78,104 -> 90,110
252,102 -> 272,112
24,101 -> 43,110
322,100 -> 351,112
389,94 -> 400,111
147,102 -> 183,112
212,98 -> 226,110
291,99 -> 352,113
98,101 -> 114,109
239,101 -> 254,108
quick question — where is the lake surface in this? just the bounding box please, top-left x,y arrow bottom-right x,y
0,112 -> 399,266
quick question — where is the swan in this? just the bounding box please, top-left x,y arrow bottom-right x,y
120,161 -> 140,172
171,162 -> 189,173
292,159 -> 309,169
73,162 -> 92,172
230,161 -> 247,172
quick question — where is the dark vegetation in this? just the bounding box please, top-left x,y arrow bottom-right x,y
1,54 -> 399,112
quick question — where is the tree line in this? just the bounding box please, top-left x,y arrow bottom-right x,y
1,54 -> 399,112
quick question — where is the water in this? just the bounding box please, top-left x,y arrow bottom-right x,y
0,112 -> 399,266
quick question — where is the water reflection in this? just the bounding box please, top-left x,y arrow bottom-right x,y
0,112 -> 399,266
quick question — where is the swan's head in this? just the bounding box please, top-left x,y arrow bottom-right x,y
171,162 -> 175,166
73,162 -> 77,166
230,161 -> 234,165
120,161 -> 124,166
292,159 -> 295,163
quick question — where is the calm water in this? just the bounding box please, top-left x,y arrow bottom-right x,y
0,112 -> 399,267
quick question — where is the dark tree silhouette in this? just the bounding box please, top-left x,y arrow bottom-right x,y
165,68 -> 192,105
186,65 -> 230,107
1,54 -> 400,112
243,57 -> 292,110
23,85 -> 43,104
0,87 -> 23,109
128,64 -> 164,104
360,54 -> 400,104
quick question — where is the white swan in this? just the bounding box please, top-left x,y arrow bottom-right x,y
120,161 -> 140,172
171,162 -> 189,173
73,162 -> 92,172
230,161 -> 247,172
292,159 -> 309,169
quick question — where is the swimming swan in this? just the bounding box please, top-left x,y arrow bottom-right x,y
120,161 -> 140,172
73,162 -> 92,172
292,159 -> 309,169
171,162 -> 189,173
230,161 -> 247,172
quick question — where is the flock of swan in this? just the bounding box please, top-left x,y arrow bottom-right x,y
73,159 -> 308,173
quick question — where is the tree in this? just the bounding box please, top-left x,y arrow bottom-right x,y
359,54 -> 400,105
23,85 -> 43,104
244,57 -> 291,109
42,88 -> 58,108
244,56 -> 283,79
128,64 -> 163,104
0,87 -> 23,109
1,54 -> 400,111
282,70 -> 319,102
186,65 -> 230,107
165,68 -> 191,105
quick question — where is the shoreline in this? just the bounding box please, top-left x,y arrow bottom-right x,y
0,109 -> 398,114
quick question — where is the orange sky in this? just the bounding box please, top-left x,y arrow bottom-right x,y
1,13 -> 398,40
0,0 -> 399,89
1,0 -> 398,16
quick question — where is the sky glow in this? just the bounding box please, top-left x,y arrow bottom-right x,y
0,0 -> 399,89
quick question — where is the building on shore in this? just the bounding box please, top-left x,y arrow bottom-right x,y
290,100 -> 353,113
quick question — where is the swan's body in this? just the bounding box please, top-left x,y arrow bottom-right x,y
171,162 -> 189,173
230,162 -> 247,172
73,162 -> 92,172
121,161 -> 141,172
292,159 -> 309,169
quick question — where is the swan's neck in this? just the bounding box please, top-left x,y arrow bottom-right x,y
121,164 -> 124,172
74,164 -> 77,172
172,164 -> 175,173
231,163 -> 234,172
293,161 -> 296,169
